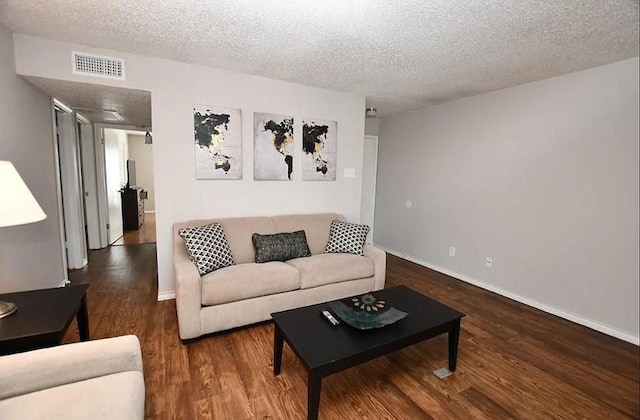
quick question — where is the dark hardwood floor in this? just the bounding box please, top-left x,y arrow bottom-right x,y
113,212 -> 157,245
65,245 -> 639,419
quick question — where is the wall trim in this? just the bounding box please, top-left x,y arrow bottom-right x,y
382,247 -> 640,346
157,291 -> 175,301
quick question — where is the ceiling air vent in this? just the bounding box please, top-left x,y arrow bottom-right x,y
72,51 -> 125,80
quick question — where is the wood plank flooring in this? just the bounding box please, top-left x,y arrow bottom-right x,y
65,245 -> 639,419
113,212 -> 156,245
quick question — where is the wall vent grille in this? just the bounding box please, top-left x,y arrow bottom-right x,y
72,52 -> 125,80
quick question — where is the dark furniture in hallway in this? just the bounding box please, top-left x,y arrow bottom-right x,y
121,187 -> 145,230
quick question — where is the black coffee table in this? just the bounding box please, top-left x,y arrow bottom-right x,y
271,285 -> 465,420
0,284 -> 90,355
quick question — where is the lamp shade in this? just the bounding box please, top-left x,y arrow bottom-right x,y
0,161 -> 47,227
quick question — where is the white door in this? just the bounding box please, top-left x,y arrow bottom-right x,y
103,129 -> 124,244
360,135 -> 379,243
56,110 -> 88,269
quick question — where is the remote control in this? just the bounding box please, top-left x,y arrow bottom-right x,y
321,310 -> 340,326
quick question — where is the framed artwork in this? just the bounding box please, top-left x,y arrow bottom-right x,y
254,112 -> 295,180
302,118 -> 337,181
193,106 -> 242,179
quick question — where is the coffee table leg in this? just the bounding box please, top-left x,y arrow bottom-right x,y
273,324 -> 284,376
308,371 -> 322,420
77,294 -> 90,341
448,319 -> 461,372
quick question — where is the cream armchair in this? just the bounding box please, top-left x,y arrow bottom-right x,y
0,335 -> 145,420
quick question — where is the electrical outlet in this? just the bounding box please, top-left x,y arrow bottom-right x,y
449,246 -> 456,257
485,257 -> 493,268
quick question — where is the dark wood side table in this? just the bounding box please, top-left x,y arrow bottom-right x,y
0,284 -> 90,355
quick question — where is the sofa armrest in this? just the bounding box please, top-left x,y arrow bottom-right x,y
174,228 -> 202,340
0,335 -> 142,400
363,244 -> 386,290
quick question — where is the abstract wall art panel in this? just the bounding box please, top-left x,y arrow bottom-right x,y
194,106 -> 242,179
254,112 -> 295,180
302,118 -> 337,181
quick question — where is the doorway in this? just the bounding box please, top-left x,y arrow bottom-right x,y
107,130 -> 156,245
93,126 -> 156,246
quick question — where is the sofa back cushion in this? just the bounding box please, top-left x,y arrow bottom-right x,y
272,213 -> 345,255
174,213 -> 345,266
217,217 -> 278,264
175,217 -> 275,264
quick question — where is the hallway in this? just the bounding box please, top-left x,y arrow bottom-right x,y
113,212 -> 156,245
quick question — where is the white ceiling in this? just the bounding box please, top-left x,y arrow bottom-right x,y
1,0 -> 638,117
23,76 -> 151,127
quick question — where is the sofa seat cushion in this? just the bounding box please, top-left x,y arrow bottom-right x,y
0,371 -> 144,420
201,262 -> 301,306
286,253 -> 374,289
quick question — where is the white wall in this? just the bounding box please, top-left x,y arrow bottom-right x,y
0,25 -> 66,291
376,58 -> 639,343
12,34 -> 366,298
127,134 -> 155,211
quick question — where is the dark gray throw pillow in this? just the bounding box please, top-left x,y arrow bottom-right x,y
178,223 -> 234,276
252,230 -> 312,263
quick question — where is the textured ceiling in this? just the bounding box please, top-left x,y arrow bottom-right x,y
2,1 -> 638,116
24,76 -> 151,127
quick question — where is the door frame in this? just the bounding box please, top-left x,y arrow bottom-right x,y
50,101 -> 69,284
94,123 -> 151,247
361,135 -> 379,243
53,99 -> 88,270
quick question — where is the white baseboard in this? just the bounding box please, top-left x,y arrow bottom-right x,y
157,291 -> 175,301
382,247 -> 639,346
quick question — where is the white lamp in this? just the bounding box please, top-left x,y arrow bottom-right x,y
0,161 -> 47,318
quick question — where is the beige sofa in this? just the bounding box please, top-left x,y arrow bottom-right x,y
0,335 -> 145,420
174,213 -> 386,340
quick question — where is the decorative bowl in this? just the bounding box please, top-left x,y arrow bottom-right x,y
328,292 -> 408,330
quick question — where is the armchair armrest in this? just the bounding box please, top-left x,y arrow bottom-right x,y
0,335 -> 142,400
363,244 -> 386,290
174,224 -> 202,340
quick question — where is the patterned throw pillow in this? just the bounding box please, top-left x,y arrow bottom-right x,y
178,223 -> 234,276
252,230 -> 312,263
324,220 -> 370,255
